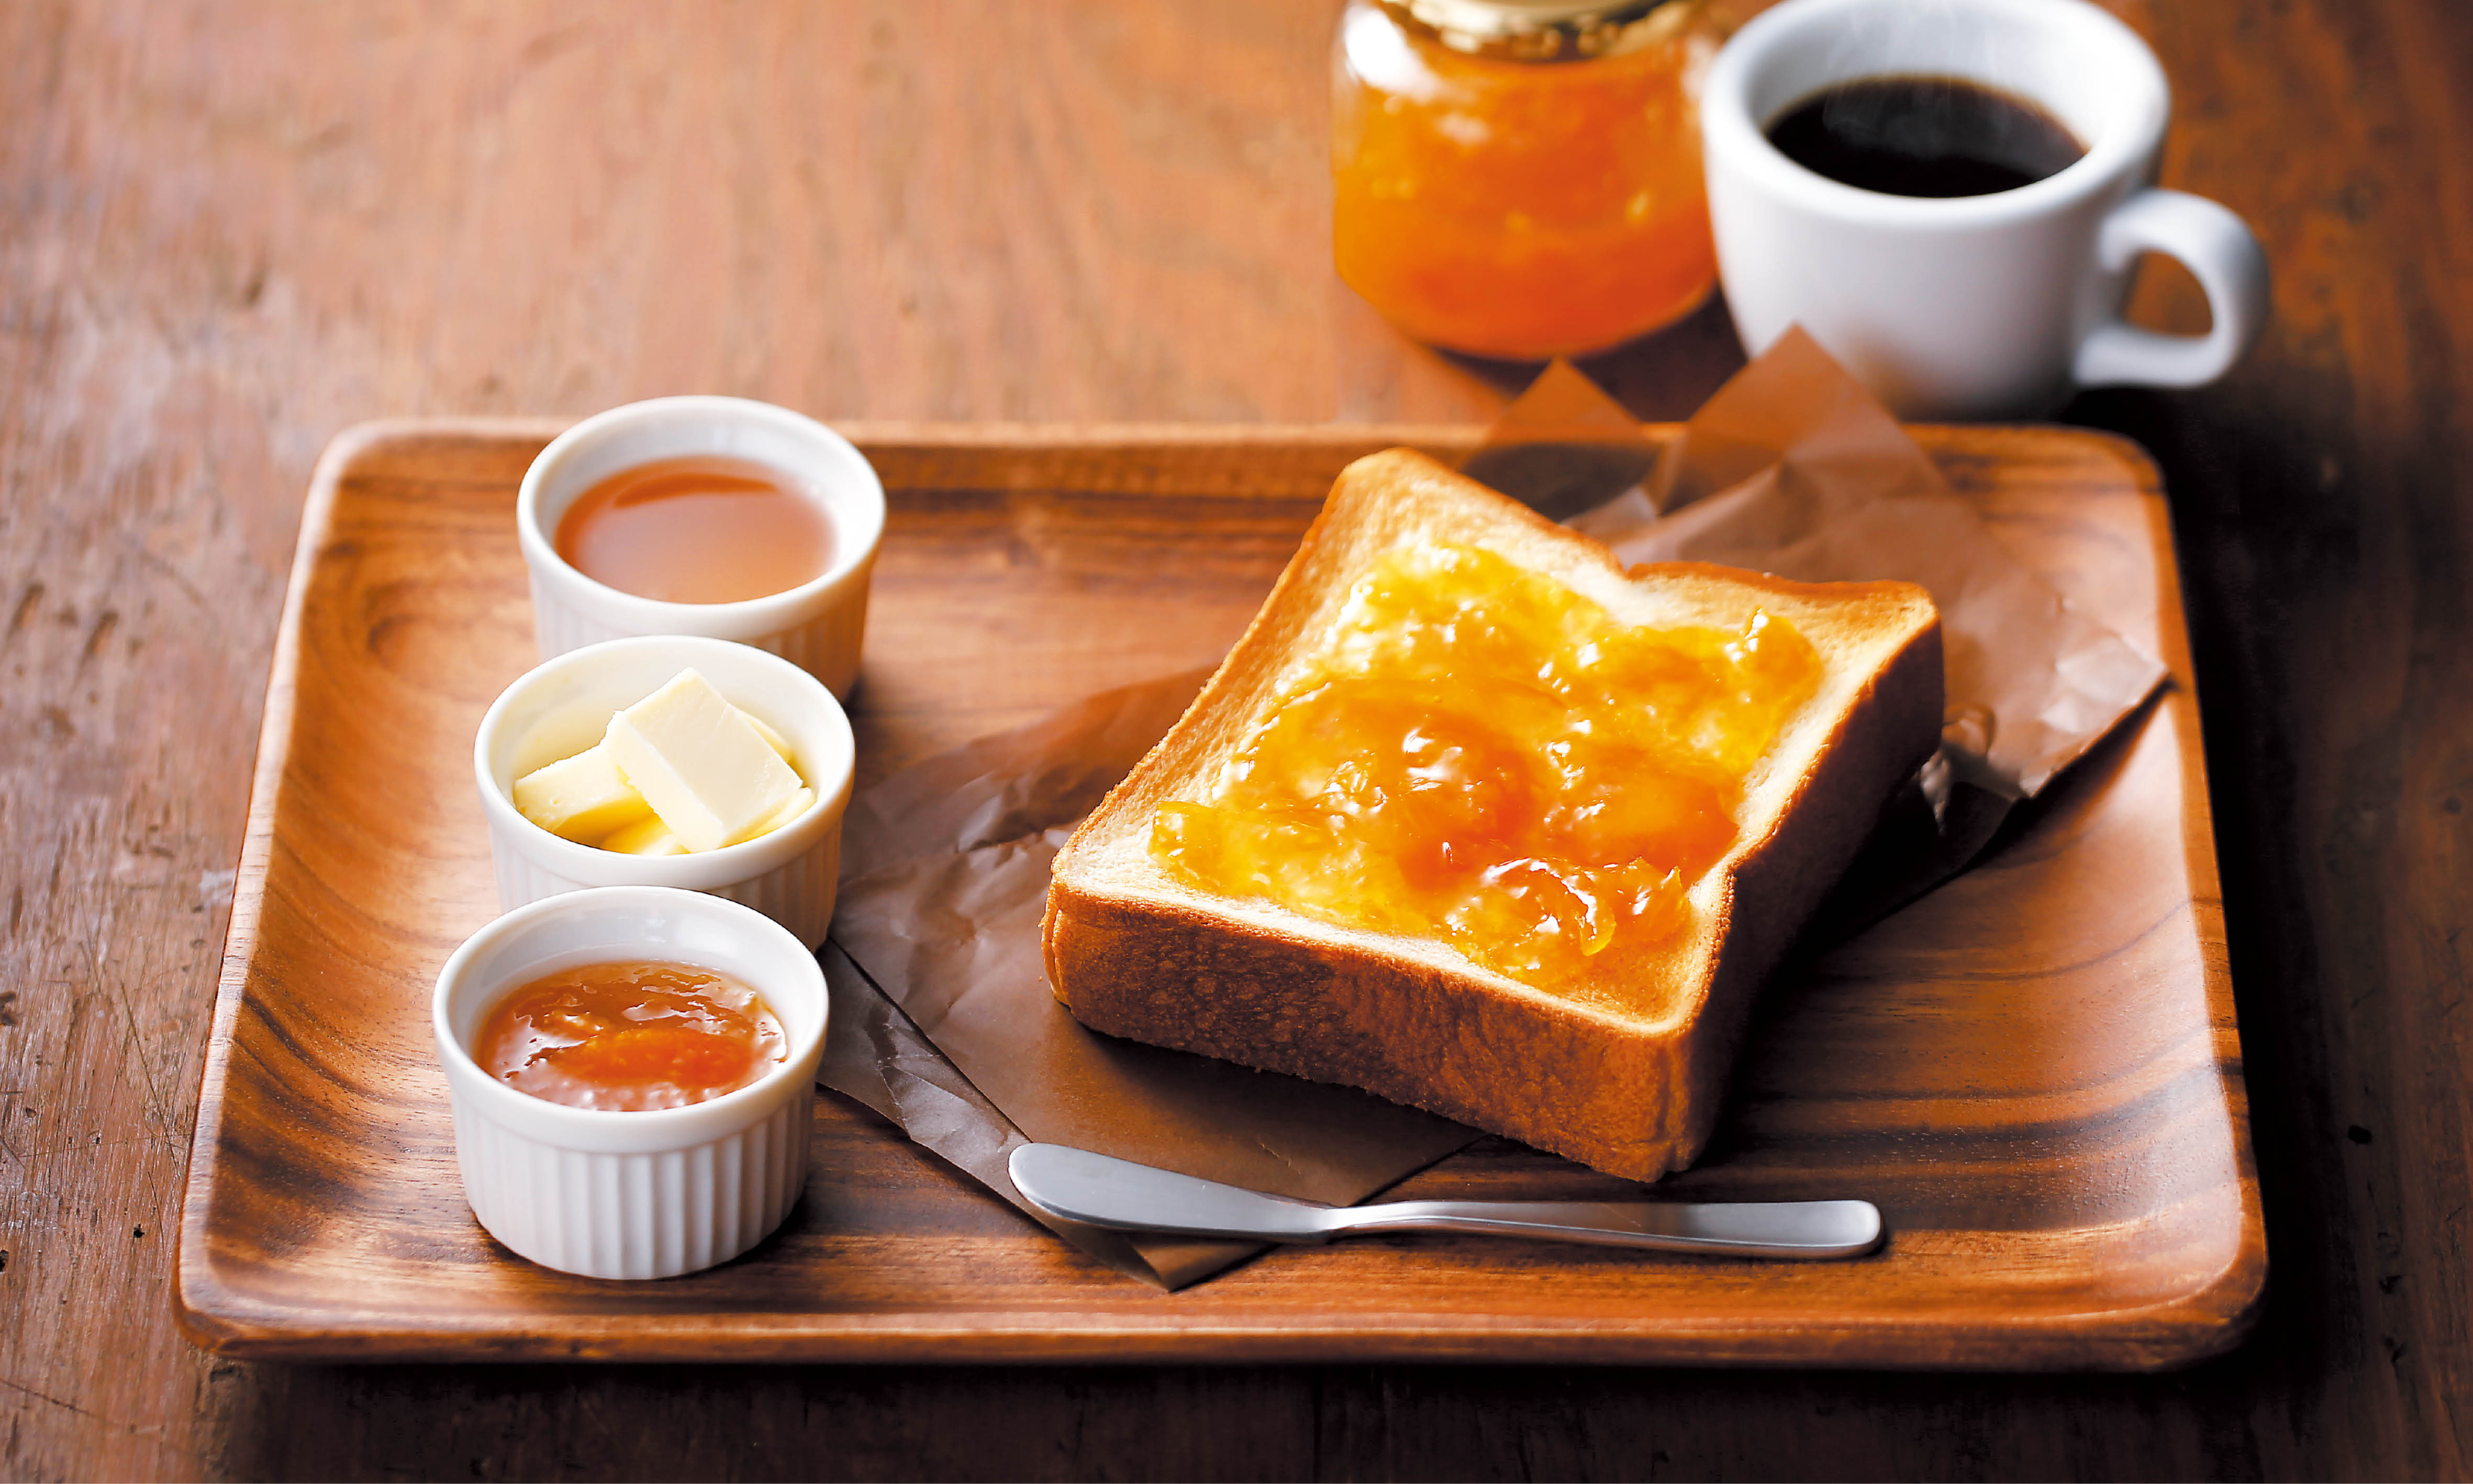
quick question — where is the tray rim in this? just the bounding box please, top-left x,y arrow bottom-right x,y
174,419 -> 2265,1368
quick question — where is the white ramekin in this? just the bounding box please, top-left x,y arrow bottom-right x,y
516,396 -> 886,697
474,634 -> 854,946
432,886 -> 828,1280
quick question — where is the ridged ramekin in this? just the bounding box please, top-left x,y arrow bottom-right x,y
473,634 -> 854,947
516,396 -> 885,698
432,886 -> 828,1280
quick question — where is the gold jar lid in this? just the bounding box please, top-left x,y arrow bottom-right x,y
1375,0 -> 1699,61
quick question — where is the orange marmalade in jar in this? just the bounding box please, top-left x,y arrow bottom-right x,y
1333,0 -> 1719,360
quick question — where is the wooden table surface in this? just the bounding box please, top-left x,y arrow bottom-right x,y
3,1 -> 2466,1478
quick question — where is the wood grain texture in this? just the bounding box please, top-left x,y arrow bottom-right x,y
171,423 -> 2256,1370
0,0 -> 2467,1476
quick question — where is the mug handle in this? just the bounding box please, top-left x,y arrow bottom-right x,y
2073,188 -> 2271,389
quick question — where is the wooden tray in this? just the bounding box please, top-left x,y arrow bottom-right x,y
175,421 -> 2263,1367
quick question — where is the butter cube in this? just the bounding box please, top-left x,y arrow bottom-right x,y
512,744 -> 653,843
741,711 -> 795,767
749,786 -> 815,839
600,814 -> 688,856
603,670 -> 804,852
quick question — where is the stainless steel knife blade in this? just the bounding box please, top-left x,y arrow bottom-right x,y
1006,1143 -> 1884,1259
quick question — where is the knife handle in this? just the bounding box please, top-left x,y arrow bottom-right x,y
1328,1199 -> 1885,1259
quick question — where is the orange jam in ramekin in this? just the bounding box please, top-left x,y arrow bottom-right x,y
476,959 -> 787,1111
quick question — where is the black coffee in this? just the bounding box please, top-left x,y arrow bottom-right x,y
1765,75 -> 2085,198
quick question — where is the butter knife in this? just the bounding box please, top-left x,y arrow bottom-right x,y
1007,1143 -> 1884,1260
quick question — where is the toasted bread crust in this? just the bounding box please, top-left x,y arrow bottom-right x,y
1042,449 -> 1942,1181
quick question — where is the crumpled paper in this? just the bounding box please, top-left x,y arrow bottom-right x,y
817,330 -> 2167,1290
1481,333 -> 2165,914
1569,329 -> 2165,802
821,673 -> 1479,1290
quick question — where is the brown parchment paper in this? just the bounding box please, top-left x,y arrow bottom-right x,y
1510,330 -> 2166,908
817,330 -> 2168,1290
821,673 -> 1479,1290
1568,328 -> 2166,803
817,937 -> 1254,1286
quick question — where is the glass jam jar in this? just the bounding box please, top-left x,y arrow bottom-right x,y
1333,0 -> 1719,360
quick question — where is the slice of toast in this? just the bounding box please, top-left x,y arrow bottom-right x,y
1042,449 -> 1942,1181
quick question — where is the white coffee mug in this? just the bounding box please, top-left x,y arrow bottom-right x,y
1700,0 -> 2269,419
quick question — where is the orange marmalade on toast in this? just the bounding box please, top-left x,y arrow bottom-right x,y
1149,542 -> 1820,995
